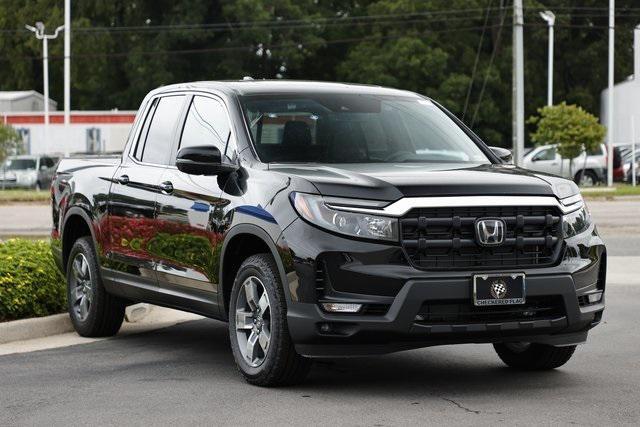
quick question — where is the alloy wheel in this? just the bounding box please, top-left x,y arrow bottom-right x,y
71,253 -> 93,321
579,174 -> 595,187
235,276 -> 272,367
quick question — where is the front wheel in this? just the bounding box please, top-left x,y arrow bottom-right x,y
229,253 -> 311,386
575,170 -> 598,187
494,342 -> 577,370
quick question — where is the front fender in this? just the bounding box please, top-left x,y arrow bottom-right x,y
218,223 -> 292,318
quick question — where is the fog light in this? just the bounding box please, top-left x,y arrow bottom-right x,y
319,323 -> 332,333
321,303 -> 362,313
587,292 -> 603,304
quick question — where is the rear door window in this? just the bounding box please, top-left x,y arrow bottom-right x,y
139,95 -> 186,165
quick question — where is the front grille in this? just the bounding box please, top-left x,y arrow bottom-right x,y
415,296 -> 564,325
400,205 -> 563,270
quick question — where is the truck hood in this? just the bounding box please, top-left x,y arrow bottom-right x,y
268,162 -> 578,201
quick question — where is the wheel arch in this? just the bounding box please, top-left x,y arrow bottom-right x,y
61,206 -> 97,270
218,224 -> 290,320
573,168 -> 599,183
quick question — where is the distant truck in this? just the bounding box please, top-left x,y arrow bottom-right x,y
522,144 -> 607,186
51,80 -> 606,386
0,154 -> 59,190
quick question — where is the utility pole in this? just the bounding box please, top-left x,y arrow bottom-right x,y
64,0 -> 71,157
512,0 -> 525,166
25,22 -> 64,154
539,10 -> 555,106
607,0 -> 615,187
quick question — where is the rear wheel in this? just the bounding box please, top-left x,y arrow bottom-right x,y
229,253 -> 311,386
66,236 -> 125,337
494,342 -> 577,370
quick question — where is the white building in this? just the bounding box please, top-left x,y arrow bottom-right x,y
600,25 -> 640,145
0,91 -> 57,112
1,111 -> 135,155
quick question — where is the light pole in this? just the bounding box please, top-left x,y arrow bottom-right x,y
607,0 -> 615,187
512,0 -> 525,166
64,0 -> 71,157
25,22 -> 64,153
539,10 -> 555,106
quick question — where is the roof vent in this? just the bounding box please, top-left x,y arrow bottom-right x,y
242,76 -> 254,81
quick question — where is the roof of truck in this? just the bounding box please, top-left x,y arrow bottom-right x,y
152,80 -> 421,98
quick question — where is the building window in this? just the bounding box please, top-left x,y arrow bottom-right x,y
86,128 -> 102,153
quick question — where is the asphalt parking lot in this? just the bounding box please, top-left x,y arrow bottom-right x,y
1,199 -> 639,425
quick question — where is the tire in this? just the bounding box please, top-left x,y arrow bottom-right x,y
574,170 -> 598,187
35,181 -> 42,191
229,253 -> 312,386
493,342 -> 577,370
66,236 -> 125,337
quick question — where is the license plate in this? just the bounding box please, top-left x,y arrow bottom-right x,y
473,273 -> 526,306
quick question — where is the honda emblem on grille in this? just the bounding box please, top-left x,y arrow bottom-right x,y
475,218 -> 505,246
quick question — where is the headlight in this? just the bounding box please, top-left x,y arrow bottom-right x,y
563,205 -> 591,238
291,192 -> 398,241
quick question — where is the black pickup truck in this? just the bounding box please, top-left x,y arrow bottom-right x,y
52,81 -> 606,386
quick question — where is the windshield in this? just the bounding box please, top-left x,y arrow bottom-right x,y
240,94 -> 490,164
2,158 -> 36,171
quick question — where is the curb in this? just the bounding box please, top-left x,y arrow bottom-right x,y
0,313 -> 73,345
583,195 -> 640,201
0,303 -> 155,345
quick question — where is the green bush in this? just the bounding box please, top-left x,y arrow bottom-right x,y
0,239 -> 66,322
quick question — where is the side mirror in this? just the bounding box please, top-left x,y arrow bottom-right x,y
490,146 -> 513,164
176,145 -> 238,176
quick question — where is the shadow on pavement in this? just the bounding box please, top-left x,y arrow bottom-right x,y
102,317 -> 582,396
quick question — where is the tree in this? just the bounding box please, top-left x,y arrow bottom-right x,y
528,102 -> 605,183
0,0 -> 639,148
0,123 -> 23,165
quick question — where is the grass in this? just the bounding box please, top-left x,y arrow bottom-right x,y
0,189 -> 50,204
581,184 -> 640,199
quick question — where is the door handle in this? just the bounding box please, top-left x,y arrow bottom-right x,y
159,181 -> 174,194
117,174 -> 129,185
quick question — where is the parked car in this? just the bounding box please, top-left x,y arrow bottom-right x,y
620,148 -> 640,183
51,81 -> 606,386
522,144 -> 606,186
0,154 -> 59,190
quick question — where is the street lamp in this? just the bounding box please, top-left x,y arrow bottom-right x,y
539,10 -> 555,106
25,22 -> 64,153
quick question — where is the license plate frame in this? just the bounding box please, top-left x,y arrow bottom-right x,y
473,273 -> 526,306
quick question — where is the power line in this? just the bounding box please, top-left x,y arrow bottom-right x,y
470,3 -> 509,129
0,23 -> 511,62
462,0 -> 493,121
0,10 -> 509,36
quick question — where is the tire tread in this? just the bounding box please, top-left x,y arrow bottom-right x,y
494,343 -> 576,370
67,237 -> 125,337
230,253 -> 311,387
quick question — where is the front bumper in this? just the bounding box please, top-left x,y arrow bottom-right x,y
281,218 -> 606,357
288,273 -> 604,357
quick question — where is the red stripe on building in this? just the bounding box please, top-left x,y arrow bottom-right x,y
1,113 -> 136,125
